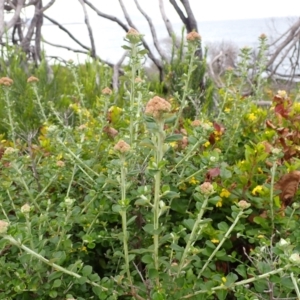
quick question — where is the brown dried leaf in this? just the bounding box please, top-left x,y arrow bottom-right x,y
275,171 -> 300,207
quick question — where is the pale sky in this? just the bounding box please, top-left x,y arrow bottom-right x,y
38,0 -> 299,63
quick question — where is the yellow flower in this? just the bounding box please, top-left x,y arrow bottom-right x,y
220,188 -> 230,198
247,113 -> 257,121
257,235 -> 264,239
179,183 -> 187,191
224,107 -> 230,113
189,177 -> 199,185
257,167 -> 263,174
80,246 -> 88,253
216,200 -> 222,207
222,277 -> 227,283
211,238 -> 219,244
252,185 -> 263,195
203,141 -> 210,148
169,142 -> 177,148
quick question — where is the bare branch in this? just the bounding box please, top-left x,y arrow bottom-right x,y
78,0 -> 96,58
43,39 -> 114,68
43,14 -> 90,51
0,0 -> 25,37
158,0 -> 179,47
169,0 -> 198,33
40,0 -> 56,12
83,0 -> 129,32
118,0 -> 163,79
0,1 -> 5,38
113,51 -> 127,93
267,19 -> 300,68
134,0 -> 167,61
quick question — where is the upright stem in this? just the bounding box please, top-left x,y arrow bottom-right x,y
153,119 -> 164,284
196,210 -> 244,281
120,155 -> 132,286
270,161 -> 277,233
177,195 -> 209,277
3,88 -> 16,147
129,44 -> 138,146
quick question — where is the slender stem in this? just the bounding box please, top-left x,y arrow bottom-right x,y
177,195 -> 209,277
183,264 -> 293,298
196,210 -> 244,281
3,88 -> 16,147
2,235 -> 113,293
129,43 -> 138,146
291,272 -> 300,299
270,161 -> 277,232
120,155 -> 133,286
32,84 -> 47,122
153,119 -> 164,284
172,45 -> 196,134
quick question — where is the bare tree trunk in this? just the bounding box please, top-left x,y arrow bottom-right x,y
169,0 -> 198,32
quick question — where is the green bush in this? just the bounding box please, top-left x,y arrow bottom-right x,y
0,30 -> 300,300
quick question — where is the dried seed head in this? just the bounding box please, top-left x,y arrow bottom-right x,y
56,160 -> 65,167
199,182 -> 214,195
186,31 -> 201,42
191,120 -> 201,127
237,200 -> 251,210
102,87 -> 112,95
114,140 -> 130,153
145,96 -> 171,119
126,28 -> 142,43
0,77 -> 13,86
27,76 -> 39,83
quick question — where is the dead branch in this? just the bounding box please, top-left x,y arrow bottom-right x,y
83,0 -> 129,32
118,0 -> 164,80
0,0 -> 25,37
158,0 -> 179,47
43,14 -> 90,51
169,0 -> 198,33
78,0 -> 96,58
267,18 -> 300,68
133,0 -> 168,62
42,39 -> 114,68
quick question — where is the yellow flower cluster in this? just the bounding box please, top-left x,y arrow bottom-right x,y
220,188 -> 231,198
188,177 -> 199,185
252,185 -> 263,195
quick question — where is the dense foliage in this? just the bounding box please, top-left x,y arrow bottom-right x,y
0,29 -> 300,300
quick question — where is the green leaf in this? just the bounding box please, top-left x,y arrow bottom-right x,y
183,219 -> 194,231
112,204 -> 121,213
141,254 -> 153,264
127,215 -> 137,226
148,268 -> 159,279
143,224 -> 154,234
52,279 -> 61,288
235,264 -> 247,278
170,243 -> 184,252
165,134 -> 183,142
121,45 -> 131,50
135,198 -> 149,206
215,289 -> 228,300
217,221 -> 229,232
49,290 -> 58,298
82,265 -> 93,277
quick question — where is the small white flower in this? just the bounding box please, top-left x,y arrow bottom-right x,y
21,204 -> 31,214
0,220 -> 9,234
65,197 -> 75,207
289,253 -> 300,264
278,238 -> 290,248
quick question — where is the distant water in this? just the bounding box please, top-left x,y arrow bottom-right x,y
42,16 -> 298,68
